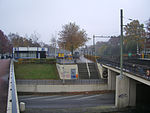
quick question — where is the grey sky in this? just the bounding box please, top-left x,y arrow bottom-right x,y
0,0 -> 149,45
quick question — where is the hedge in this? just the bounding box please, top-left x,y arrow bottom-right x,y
16,58 -> 56,64
84,55 -> 100,62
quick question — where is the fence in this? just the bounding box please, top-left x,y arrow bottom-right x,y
16,79 -> 107,85
97,58 -> 150,80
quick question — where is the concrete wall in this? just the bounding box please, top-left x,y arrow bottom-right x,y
56,63 -> 78,80
129,78 -> 136,106
108,69 -> 117,90
7,60 -> 20,113
115,75 -> 136,108
115,75 -> 130,108
97,63 -> 103,78
97,63 -> 107,79
17,84 -> 108,93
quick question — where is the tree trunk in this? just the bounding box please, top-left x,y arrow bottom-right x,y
71,45 -> 74,55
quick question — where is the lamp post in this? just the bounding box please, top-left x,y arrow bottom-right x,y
120,9 -> 123,77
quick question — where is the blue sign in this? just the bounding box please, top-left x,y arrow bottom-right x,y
42,48 -> 45,51
71,69 -> 76,79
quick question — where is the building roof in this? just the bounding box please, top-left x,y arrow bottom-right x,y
13,47 -> 48,52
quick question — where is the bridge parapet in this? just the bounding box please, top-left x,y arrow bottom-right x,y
7,60 -> 20,113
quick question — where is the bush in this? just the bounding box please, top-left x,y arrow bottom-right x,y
17,58 -> 56,64
84,55 -> 100,62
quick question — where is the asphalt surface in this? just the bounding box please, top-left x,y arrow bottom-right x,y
57,55 -> 93,64
0,59 -> 10,113
77,55 -> 93,63
19,93 -> 115,113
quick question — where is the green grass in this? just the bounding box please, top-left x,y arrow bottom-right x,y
14,63 -> 59,79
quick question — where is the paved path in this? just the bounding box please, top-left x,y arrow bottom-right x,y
0,59 -> 10,113
57,55 -> 93,64
19,93 -> 115,113
77,55 -> 93,63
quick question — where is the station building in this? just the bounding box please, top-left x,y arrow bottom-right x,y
13,47 -> 48,59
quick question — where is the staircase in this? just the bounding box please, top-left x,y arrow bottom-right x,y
77,63 -> 89,79
88,63 -> 99,79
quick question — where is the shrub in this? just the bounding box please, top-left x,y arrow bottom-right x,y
16,58 -> 56,64
84,55 -> 100,62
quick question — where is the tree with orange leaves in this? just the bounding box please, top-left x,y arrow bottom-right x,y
58,22 -> 89,55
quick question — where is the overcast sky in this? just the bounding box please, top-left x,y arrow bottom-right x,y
0,0 -> 149,45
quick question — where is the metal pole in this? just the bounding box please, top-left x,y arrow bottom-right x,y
93,36 -> 94,56
144,38 -> 146,57
54,42 -> 56,58
93,35 -> 96,57
120,9 -> 123,76
63,43 -> 65,84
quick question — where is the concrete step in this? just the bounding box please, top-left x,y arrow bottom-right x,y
77,63 -> 89,79
88,63 -> 99,79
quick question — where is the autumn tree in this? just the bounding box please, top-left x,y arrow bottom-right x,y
0,30 -> 12,54
146,18 -> 150,38
58,22 -> 89,55
95,36 -> 120,57
124,20 -> 146,54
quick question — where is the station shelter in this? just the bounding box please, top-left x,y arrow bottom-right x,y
13,47 -> 48,59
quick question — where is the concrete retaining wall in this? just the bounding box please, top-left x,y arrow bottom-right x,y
17,84 -> 108,93
97,63 -> 103,78
56,63 -> 78,79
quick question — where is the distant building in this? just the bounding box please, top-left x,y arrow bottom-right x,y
146,38 -> 150,54
13,47 -> 48,59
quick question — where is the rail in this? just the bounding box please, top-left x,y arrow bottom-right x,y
7,60 -> 20,113
16,79 -> 107,85
97,58 -> 150,80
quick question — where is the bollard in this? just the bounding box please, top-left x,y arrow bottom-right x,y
20,102 -> 25,112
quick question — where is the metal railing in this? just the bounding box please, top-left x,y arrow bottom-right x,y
97,58 -> 150,80
16,79 -> 107,85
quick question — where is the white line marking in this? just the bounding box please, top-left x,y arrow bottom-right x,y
46,95 -> 83,101
20,95 -> 59,101
76,95 -> 101,100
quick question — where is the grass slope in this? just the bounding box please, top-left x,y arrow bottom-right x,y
14,63 -> 59,79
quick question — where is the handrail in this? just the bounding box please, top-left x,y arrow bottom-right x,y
7,60 -> 20,113
97,58 -> 150,80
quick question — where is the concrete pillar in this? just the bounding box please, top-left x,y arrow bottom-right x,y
115,75 -> 130,108
108,69 -> 116,90
129,78 -> 136,106
115,75 -> 136,108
